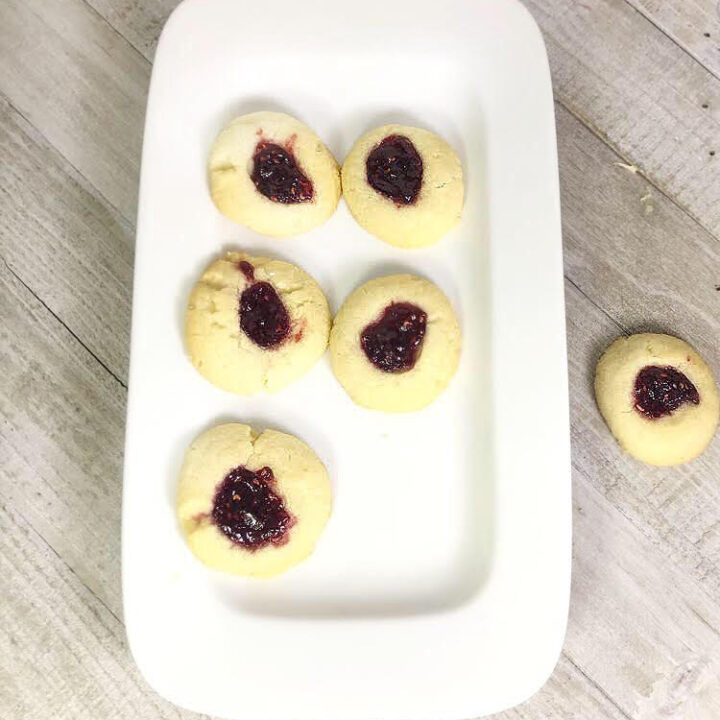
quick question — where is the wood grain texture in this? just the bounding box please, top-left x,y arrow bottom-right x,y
0,264 -> 209,720
492,651 -> 632,719
2,0 -> 720,718
524,0 -> 720,238
556,102 -> 720,599
561,283 -> 720,720
0,0 -> 149,222
0,94 -> 133,383
1,254 -> 127,616
83,0 -> 178,59
626,0 -> 720,79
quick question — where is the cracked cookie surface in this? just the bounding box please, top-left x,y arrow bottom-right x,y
177,423 -> 331,577
184,251 -> 330,395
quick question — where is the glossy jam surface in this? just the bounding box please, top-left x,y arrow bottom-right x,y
239,281 -> 291,348
212,465 -> 293,549
361,302 -> 427,373
250,140 -> 313,204
365,135 -> 423,205
633,365 -> 700,419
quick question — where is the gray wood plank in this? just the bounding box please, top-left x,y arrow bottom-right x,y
0,495 -> 208,719
83,0 -> 178,59
0,94 -> 133,384
556,101 -> 720,600
561,283 -> 720,720
0,0 -> 150,222
625,0 -> 720,79
495,273 -> 720,720
1,256 -> 127,616
524,0 -> 720,238
0,262 -> 206,719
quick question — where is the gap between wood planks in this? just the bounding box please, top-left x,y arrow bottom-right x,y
565,275 -> 628,334
624,1 -> 720,84
562,653 -> 635,720
1,256 -> 127,390
623,0 -> 720,83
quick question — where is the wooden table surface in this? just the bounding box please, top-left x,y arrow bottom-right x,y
2,1 -> 720,718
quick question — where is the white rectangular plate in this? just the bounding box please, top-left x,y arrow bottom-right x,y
123,0 -> 570,717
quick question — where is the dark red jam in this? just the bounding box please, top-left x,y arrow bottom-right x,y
237,260 -> 255,282
212,466 -> 294,549
360,302 -> 427,373
250,140 -> 313,204
239,281 -> 291,348
633,365 -> 700,419
365,135 -> 423,205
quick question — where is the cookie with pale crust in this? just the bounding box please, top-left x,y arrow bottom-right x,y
329,274 -> 461,412
342,124 -> 464,248
185,251 -> 330,395
177,423 -> 331,577
595,333 -> 719,466
209,111 -> 341,237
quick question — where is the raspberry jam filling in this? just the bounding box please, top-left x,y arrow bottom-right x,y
365,135 -> 423,205
212,465 -> 294,549
360,302 -> 427,373
633,365 -> 700,419
239,281 -> 291,348
250,140 -> 313,204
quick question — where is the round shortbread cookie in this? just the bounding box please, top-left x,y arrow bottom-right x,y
595,333 -> 719,466
185,251 -> 330,395
209,111 -> 341,237
329,274 -> 461,412
177,423 -> 331,577
341,124 -> 464,248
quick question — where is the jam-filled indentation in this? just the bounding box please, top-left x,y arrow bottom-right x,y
360,302 -> 427,373
251,140 -> 313,204
239,281 -> 291,348
633,365 -> 700,419
212,465 -> 294,549
365,135 -> 423,205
